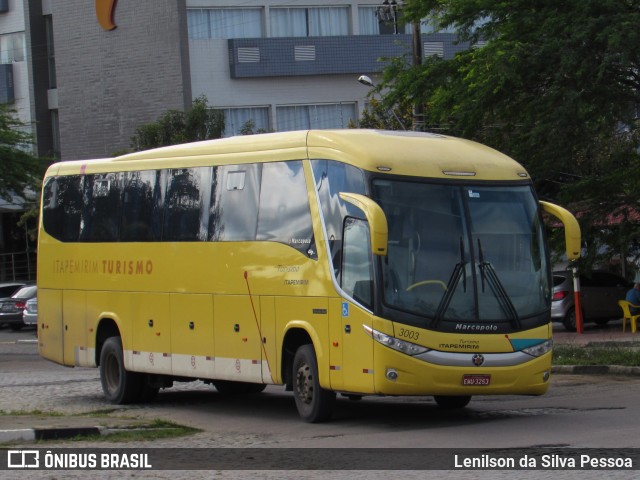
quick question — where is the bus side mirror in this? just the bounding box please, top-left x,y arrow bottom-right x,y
539,201 -> 581,261
339,192 -> 388,256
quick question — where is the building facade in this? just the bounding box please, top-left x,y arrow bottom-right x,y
23,0 -> 470,161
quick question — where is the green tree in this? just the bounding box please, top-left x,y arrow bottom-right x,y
239,119 -> 267,135
0,103 -> 49,203
378,0 -> 640,272
351,97 -> 412,131
130,96 -> 225,151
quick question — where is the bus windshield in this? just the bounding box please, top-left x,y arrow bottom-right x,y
372,179 -> 550,328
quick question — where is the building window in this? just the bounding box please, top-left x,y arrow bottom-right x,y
50,110 -> 61,159
215,107 -> 270,137
45,15 -> 56,89
0,32 -> 25,63
276,103 -> 356,131
270,7 -> 349,37
357,6 -> 412,35
187,8 -> 263,39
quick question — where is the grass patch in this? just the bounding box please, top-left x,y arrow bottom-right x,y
553,344 -> 640,366
0,409 -> 64,417
0,410 -> 201,444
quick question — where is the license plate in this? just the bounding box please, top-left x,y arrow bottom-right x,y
1,304 -> 12,312
462,374 -> 491,386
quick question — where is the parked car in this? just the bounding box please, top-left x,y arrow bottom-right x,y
551,270 -> 631,331
0,284 -> 37,331
22,296 -> 38,329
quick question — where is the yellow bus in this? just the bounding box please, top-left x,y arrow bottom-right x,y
37,129 -> 580,422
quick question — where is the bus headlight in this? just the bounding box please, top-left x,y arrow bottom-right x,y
522,339 -> 553,357
363,325 -> 430,356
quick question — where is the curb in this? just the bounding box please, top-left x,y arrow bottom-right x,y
0,426 -> 103,443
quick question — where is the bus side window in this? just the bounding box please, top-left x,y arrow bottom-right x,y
257,161 -> 315,256
163,168 -> 210,241
342,217 -> 373,309
80,173 -> 123,242
211,164 -> 261,241
311,160 -> 367,280
121,170 -> 162,242
42,175 -> 83,242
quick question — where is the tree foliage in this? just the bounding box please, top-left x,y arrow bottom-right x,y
377,0 -> 640,272
0,103 -> 49,203
351,97 -> 412,131
130,96 -> 225,151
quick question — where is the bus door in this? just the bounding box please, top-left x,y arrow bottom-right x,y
337,217 -> 375,394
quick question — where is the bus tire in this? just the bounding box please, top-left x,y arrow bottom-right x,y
99,336 -> 141,404
293,344 -> 335,423
433,395 -> 472,409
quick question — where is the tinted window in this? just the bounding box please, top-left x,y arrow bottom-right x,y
80,173 -> 122,242
0,284 -> 23,297
121,170 -> 164,241
13,285 -> 37,299
212,164 -> 261,241
164,168 -> 210,241
553,275 -> 567,287
342,217 -> 372,308
42,175 -> 83,242
592,271 -> 628,288
257,161 -> 314,256
311,160 -> 366,277
42,160 -> 313,254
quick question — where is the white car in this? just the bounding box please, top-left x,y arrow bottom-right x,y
22,297 -> 38,328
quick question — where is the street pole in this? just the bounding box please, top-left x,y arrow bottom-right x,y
572,265 -> 584,334
412,20 -> 423,131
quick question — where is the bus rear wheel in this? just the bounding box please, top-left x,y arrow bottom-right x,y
99,336 -> 141,404
293,344 -> 335,423
433,395 -> 472,409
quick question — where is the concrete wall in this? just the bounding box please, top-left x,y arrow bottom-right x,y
51,0 -> 191,160
0,0 -> 32,137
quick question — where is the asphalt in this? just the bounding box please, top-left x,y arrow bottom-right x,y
1,320 -> 638,445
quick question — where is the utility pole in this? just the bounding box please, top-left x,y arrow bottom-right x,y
411,20 -> 423,131
377,1 -> 423,131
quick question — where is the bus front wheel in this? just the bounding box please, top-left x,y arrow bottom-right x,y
99,336 -> 141,404
293,344 -> 335,423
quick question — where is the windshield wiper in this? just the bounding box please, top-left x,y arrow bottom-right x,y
433,238 -> 466,328
477,239 -> 521,328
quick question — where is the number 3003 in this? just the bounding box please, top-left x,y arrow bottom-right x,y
398,328 -> 419,341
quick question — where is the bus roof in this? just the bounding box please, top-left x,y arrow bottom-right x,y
46,130 -> 530,182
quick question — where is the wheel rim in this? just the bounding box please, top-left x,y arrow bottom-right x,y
295,362 -> 313,405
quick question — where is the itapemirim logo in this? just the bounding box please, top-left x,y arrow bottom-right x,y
96,0 -> 118,31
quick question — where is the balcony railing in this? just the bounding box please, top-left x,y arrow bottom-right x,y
228,33 -> 464,79
0,251 -> 37,282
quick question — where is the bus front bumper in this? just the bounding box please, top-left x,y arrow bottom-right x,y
372,343 -> 552,397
